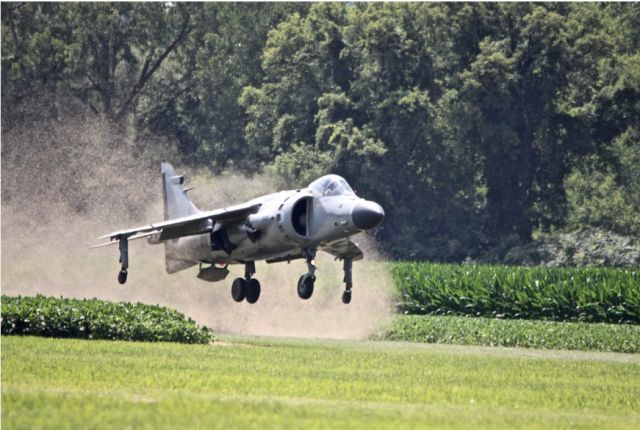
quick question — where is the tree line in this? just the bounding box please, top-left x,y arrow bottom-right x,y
2,2 -> 639,260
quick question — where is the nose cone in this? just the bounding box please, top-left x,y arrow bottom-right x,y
352,200 -> 385,230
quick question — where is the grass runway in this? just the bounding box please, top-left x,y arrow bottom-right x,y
2,336 -> 639,429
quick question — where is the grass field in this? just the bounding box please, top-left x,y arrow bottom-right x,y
2,336 -> 639,429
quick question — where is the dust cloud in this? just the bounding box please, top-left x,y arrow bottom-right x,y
1,113 -> 394,340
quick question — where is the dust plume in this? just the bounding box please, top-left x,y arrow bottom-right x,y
1,111 -> 394,340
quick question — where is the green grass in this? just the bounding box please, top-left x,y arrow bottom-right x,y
392,262 -> 640,323
377,315 -> 640,353
3,336 -> 639,429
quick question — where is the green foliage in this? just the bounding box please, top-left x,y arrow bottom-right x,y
1,3 -> 305,170
376,315 -> 640,353
140,3 -> 309,170
479,228 -> 640,268
392,262 -> 640,323
565,162 -> 640,236
378,315 -> 640,353
565,129 -> 640,236
2,3 -> 640,261
2,3 -> 193,120
1,295 -> 213,344
240,3 -> 640,258
4,336 -> 639,429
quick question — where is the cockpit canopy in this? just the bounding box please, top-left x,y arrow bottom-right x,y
308,175 -> 355,197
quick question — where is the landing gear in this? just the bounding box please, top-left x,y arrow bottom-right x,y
297,250 -> 317,300
342,257 -> 353,304
117,237 -> 129,285
297,274 -> 315,299
342,290 -> 351,304
231,278 -> 246,302
230,262 -> 261,304
117,269 -> 128,285
246,279 -> 261,304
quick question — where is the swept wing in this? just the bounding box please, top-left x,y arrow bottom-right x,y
95,202 -> 261,245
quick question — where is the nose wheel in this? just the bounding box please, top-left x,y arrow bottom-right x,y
297,274 -> 315,299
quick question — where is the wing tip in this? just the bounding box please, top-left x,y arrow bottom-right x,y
90,241 -> 117,249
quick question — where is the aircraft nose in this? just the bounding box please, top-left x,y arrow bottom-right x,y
351,200 -> 385,230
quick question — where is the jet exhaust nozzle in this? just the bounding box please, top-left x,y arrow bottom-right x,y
351,201 -> 385,230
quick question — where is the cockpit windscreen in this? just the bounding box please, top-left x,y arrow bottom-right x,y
308,175 -> 355,197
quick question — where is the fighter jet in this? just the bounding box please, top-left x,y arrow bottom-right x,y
94,163 -> 384,304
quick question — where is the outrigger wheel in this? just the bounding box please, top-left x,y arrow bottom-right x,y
117,237 -> 129,285
342,290 -> 351,304
117,269 -> 128,285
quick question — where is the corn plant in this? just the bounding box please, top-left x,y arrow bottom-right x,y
391,263 -> 640,324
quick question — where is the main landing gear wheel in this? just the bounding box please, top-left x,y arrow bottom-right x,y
117,269 -> 128,285
231,278 -> 247,302
245,279 -> 261,304
297,274 -> 315,300
342,290 -> 351,304
231,262 -> 261,304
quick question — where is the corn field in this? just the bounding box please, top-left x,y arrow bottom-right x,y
391,263 -> 640,324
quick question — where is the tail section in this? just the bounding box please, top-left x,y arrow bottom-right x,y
161,162 -> 199,220
161,162 -> 199,274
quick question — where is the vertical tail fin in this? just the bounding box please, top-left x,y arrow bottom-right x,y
161,162 -> 199,220
161,162 -> 199,274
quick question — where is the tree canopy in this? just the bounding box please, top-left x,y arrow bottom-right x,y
2,2 -> 639,261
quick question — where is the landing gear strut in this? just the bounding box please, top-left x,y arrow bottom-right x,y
231,261 -> 261,304
297,249 -> 316,300
117,237 -> 129,285
341,257 -> 353,304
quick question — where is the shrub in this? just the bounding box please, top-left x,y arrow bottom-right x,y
1,295 -> 213,344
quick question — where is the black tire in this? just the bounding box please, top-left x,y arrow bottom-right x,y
117,270 -> 127,285
245,279 -> 261,304
231,278 -> 247,302
342,290 -> 352,304
297,274 -> 315,300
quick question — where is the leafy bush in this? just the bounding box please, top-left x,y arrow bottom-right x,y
479,228 -> 640,267
392,262 -> 640,323
376,315 -> 640,353
565,131 -> 640,237
1,295 -> 213,344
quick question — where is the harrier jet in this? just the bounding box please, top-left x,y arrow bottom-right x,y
95,163 -> 384,304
